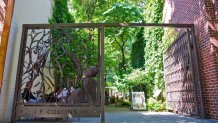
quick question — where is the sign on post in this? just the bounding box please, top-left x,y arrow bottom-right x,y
131,92 -> 146,110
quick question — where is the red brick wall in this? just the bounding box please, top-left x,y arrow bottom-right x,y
164,0 -> 218,119
215,0 -> 218,14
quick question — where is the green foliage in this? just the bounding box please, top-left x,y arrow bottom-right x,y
71,1 -> 144,84
50,0 -> 178,111
147,97 -> 166,111
49,0 -> 75,23
49,0 -> 75,86
105,81 -> 113,87
70,1 -> 146,90
131,27 -> 145,69
71,0 -> 145,23
116,99 -> 131,107
162,28 -> 179,50
103,2 -> 143,81
102,2 -> 143,23
49,0 -> 97,86
72,0 -> 98,22
125,69 -> 154,98
121,100 -> 131,107
144,0 -> 163,23
130,27 -> 148,97
144,0 -> 164,95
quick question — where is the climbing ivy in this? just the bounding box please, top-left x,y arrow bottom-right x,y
162,28 -> 178,50
49,0 -> 75,24
131,27 -> 145,69
144,0 -> 164,95
144,0 -> 178,101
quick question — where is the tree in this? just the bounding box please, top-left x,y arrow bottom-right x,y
49,0 -> 97,86
130,27 -> 148,95
131,27 -> 145,69
103,2 -> 143,79
72,0 -> 98,22
49,0 -> 78,85
71,0 -> 145,23
125,69 -> 154,99
49,0 -> 75,23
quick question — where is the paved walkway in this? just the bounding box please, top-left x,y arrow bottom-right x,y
17,112 -> 218,123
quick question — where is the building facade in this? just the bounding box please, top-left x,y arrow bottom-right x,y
164,0 -> 218,119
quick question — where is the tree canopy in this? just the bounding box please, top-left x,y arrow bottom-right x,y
49,1 -> 173,108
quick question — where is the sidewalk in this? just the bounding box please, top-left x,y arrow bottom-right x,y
17,111 -> 218,123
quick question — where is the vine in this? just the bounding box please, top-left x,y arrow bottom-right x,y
144,0 -> 164,96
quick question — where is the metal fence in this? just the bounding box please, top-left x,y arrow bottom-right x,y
163,29 -> 205,117
12,23 -> 204,122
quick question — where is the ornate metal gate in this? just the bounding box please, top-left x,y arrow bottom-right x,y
163,29 -> 204,117
12,23 -> 205,122
12,24 -> 105,122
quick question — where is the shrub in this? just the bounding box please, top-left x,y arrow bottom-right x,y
121,100 -> 131,107
147,98 -> 166,111
115,99 -> 131,107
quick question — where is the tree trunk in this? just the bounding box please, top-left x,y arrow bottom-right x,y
121,45 -> 127,72
68,52 -> 82,85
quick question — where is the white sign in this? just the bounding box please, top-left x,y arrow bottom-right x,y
132,92 -> 146,110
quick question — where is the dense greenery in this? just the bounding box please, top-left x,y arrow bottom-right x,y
49,0 -> 74,23
144,0 -> 164,96
102,2 -> 143,80
131,28 -> 145,69
130,27 -> 147,97
49,0 -> 76,86
49,0 -> 179,111
147,98 -> 166,111
142,0 -> 167,111
49,0 -> 97,87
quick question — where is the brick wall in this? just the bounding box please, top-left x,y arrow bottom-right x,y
164,0 -> 218,119
204,0 -> 218,119
164,32 -> 199,116
215,0 -> 218,19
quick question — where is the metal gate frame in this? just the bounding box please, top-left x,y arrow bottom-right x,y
12,23 -> 205,123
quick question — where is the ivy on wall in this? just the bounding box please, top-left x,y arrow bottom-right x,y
144,0 -> 178,99
144,0 -> 164,94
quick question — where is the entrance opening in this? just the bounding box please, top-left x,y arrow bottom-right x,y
12,23 -> 204,122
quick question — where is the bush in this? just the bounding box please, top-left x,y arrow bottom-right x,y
147,98 -> 166,111
115,99 -> 131,107
121,100 -> 131,107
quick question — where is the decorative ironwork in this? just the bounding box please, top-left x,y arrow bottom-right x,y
12,23 -> 205,122
163,31 -> 198,116
14,26 -> 102,121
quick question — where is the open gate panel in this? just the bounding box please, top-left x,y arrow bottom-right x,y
163,32 -> 198,116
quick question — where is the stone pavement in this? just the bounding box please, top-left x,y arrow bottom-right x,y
16,112 -> 218,123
